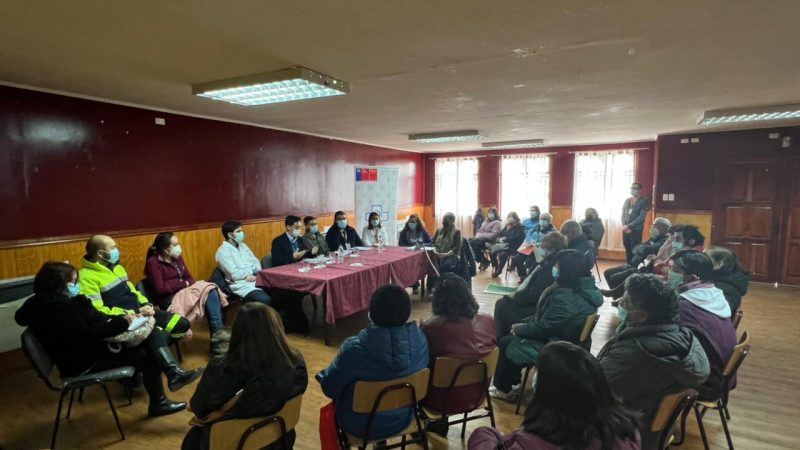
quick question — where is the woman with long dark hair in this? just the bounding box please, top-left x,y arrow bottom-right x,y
470,342 -> 640,450
144,231 -> 229,355
183,303 -> 308,450
361,211 -> 389,246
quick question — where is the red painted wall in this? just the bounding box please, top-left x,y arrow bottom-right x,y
424,141 -> 655,211
0,86 -> 424,242
656,126 -> 800,211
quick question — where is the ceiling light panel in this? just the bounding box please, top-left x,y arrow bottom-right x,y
409,130 -> 484,143
193,67 -> 349,106
481,139 -> 546,149
698,103 -> 800,126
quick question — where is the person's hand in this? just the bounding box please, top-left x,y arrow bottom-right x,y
511,324 -> 523,335
622,225 -> 630,233
484,242 -> 491,248
123,314 -> 135,325
139,304 -> 155,316
293,250 -> 307,260
245,275 -> 257,282
312,245 -> 319,255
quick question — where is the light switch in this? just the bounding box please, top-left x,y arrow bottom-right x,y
690,137 -> 699,143
680,138 -> 689,144
155,117 -> 166,125
662,194 -> 669,201
668,194 -> 675,201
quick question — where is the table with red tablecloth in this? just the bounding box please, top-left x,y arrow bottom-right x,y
256,246 -> 428,344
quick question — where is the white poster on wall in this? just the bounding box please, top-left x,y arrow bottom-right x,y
355,166 -> 399,245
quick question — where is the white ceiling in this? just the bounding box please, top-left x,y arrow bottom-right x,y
2,1 -> 800,152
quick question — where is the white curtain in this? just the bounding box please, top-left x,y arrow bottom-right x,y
501,154 -> 551,216
572,150 -> 635,251
435,157 -> 478,236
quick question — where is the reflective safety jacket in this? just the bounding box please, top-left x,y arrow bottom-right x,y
79,257 -> 149,316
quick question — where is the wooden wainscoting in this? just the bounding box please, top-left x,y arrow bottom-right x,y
657,210 -> 713,244
550,206 -> 572,229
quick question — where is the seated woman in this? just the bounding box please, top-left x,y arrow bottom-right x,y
489,212 -> 526,278
707,246 -> 750,314
420,273 -> 496,437
580,207 -> 606,254
361,211 -> 389,247
472,208 -> 485,237
144,232 -> 230,355
560,220 -> 595,274
398,214 -> 432,247
493,232 -> 568,340
470,342 -> 641,450
470,207 -> 502,271
16,262 -> 201,418
429,212 -> 463,288
490,250 -> 603,401
512,212 -> 556,279
182,303 -> 308,450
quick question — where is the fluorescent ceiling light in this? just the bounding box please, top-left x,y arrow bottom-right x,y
409,130 -> 484,143
698,103 -> 800,126
482,139 -> 547,149
192,66 -> 349,106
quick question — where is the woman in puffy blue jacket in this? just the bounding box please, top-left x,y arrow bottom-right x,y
317,284 -> 429,440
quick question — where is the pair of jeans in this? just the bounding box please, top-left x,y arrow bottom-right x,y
244,288 -> 271,305
204,288 -> 224,333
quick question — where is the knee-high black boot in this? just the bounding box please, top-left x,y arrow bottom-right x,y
155,348 -> 204,392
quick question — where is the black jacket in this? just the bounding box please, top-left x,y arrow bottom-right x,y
15,293 -> 129,376
514,256 -> 557,313
580,218 -> 606,253
568,235 -> 595,274
711,268 -> 750,313
630,233 -> 668,266
325,225 -> 364,252
497,225 -> 526,252
271,233 -> 307,267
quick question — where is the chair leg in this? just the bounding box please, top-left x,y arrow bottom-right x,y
99,382 -> 125,441
515,367 -> 531,415
66,389 -> 76,419
724,404 -> 731,420
400,434 -> 407,450
78,386 -> 85,403
51,389 -> 68,450
694,404 -> 710,450
460,412 -> 468,439
718,402 -> 735,450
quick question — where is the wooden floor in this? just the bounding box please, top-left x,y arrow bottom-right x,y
1,260 -> 799,450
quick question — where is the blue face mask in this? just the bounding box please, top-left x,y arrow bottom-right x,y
668,270 -> 684,288
337,219 -> 347,229
102,248 -> 120,264
234,231 -> 245,243
671,242 -> 684,253
540,220 -> 550,228
371,219 -> 380,227
67,282 -> 80,298
618,305 -> 628,322
408,222 -> 418,230
552,266 -> 559,280
309,225 -> 319,234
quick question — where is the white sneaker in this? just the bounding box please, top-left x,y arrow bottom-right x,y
488,385 -> 520,402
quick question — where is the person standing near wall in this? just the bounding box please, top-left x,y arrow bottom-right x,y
621,182 -> 651,264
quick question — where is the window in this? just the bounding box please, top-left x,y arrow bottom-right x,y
435,157 -> 478,234
501,154 -> 551,216
572,150 -> 635,251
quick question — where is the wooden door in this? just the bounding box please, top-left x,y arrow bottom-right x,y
782,159 -> 800,285
713,160 -> 782,282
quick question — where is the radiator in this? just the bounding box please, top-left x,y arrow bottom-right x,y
0,276 -> 34,353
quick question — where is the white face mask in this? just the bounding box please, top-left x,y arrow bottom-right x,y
168,245 -> 182,258
291,228 -> 302,238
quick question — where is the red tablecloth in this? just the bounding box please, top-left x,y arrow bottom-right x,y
257,246 -> 428,324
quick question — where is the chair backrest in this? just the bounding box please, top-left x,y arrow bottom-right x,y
20,329 -> 60,391
579,313 -> 600,345
732,309 -> 743,329
352,368 -> 430,414
209,394 -> 303,450
431,347 -> 500,388
136,279 -> 157,304
650,388 -> 698,437
260,255 -> 273,270
209,268 -> 234,296
724,330 -> 751,378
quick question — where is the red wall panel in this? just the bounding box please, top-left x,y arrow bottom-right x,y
479,156 -> 500,207
0,86 -> 423,242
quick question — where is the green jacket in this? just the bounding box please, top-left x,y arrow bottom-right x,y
79,257 -> 149,316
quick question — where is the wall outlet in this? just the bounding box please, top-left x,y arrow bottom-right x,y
690,137 -> 699,143
769,132 -> 780,139
680,138 -> 690,144
668,194 -> 675,201
662,193 -> 669,201
155,117 -> 166,126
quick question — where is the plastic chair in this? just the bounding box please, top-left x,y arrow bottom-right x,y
21,329 -> 135,449
422,348 -> 500,439
693,330 -> 751,450
208,394 -> 304,450
515,313 -> 600,415
339,368 -> 430,450
651,389 -> 699,449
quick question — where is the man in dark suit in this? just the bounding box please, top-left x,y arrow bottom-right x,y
325,210 -> 364,252
271,215 -> 308,267
621,182 -> 652,264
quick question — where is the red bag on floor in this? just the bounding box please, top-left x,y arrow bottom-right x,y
320,401 -> 342,450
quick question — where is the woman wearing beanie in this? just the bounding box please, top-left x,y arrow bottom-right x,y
317,285 -> 429,440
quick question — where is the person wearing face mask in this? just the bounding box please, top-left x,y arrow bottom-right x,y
490,250 -> 602,402
398,214 -> 432,247
215,221 -> 271,305
470,207 -> 503,271
579,207 -> 605,254
512,212 -> 556,279
271,216 -> 308,267
489,212 -> 526,278
301,215 -> 330,258
493,232 -> 568,341
669,250 -> 737,402
652,224 -> 705,279
620,182 -> 652,264
428,212 -> 463,288
325,210 -> 364,252
707,246 -> 750,314
361,211 -> 389,247
16,262 -> 196,417
597,274 -> 710,449
145,232 -> 230,355
560,220 -> 595,275
602,217 -> 671,302
521,205 -> 541,233
472,208 -> 485,237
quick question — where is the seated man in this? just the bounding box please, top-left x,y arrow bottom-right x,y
560,220 -> 594,274
470,207 -> 502,271
597,274 -> 710,450
301,215 -> 330,258
325,210 -> 364,252
80,235 -> 190,341
670,250 -> 737,401
215,221 -> 271,304
317,285 -> 429,440
489,212 -> 526,278
271,215 -> 308,267
602,217 -> 671,301
652,224 -> 705,278
580,208 -> 605,254
512,212 -> 556,279
521,205 -> 540,233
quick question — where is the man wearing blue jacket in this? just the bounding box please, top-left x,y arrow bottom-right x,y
317,284 -> 429,440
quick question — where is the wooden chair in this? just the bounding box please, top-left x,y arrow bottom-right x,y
515,313 -> 600,414
206,394 -> 304,450
339,368 -> 430,450
732,309 -> 743,330
693,330 -> 751,450
421,348 -> 500,439
651,389 -> 698,449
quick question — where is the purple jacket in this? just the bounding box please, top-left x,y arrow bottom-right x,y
468,427 -> 641,450
475,219 -> 503,241
144,254 -> 196,307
